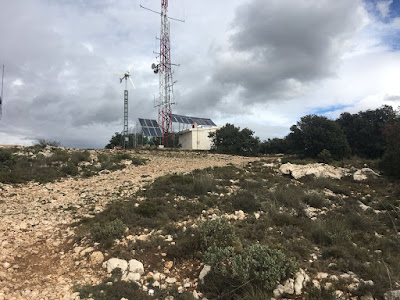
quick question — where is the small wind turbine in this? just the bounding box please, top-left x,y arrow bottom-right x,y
114,64 -> 135,149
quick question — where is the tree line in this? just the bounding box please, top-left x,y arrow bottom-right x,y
209,105 -> 400,177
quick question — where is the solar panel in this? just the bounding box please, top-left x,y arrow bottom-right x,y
139,118 -> 146,127
171,114 -> 216,127
142,127 -> 151,137
155,127 -> 163,136
138,118 -> 163,137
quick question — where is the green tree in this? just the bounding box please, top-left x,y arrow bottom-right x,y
287,115 -> 350,160
105,132 -> 122,149
209,123 -> 260,156
379,118 -> 400,178
337,105 -> 396,158
260,138 -> 289,154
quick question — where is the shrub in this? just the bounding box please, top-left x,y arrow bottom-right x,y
202,244 -> 297,295
61,163 -> 79,176
317,149 -> 333,163
302,192 -> 327,209
36,139 -> 61,147
197,218 -> 239,251
193,173 -> 215,194
231,191 -> 261,213
71,151 -> 91,165
90,219 -> 126,247
270,185 -> 305,211
135,201 -> 160,218
379,150 -> 400,178
131,156 -> 146,166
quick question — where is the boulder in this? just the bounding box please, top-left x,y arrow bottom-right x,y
273,278 -> 294,297
279,163 -> 348,180
294,269 -> 310,295
128,259 -> 144,275
104,258 -> 128,274
353,168 -> 380,181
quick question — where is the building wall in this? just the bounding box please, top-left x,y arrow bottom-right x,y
179,127 -> 220,150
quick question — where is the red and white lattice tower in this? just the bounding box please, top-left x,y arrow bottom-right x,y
157,0 -> 174,146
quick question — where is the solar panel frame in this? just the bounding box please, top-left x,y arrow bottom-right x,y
139,118 -> 164,137
171,114 -> 216,126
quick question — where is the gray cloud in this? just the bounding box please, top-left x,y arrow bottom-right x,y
210,0 -> 366,104
0,0 -> 395,147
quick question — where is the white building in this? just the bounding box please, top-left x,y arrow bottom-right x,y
178,126 -> 221,150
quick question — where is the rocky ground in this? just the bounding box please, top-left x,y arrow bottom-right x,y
0,150 -> 259,300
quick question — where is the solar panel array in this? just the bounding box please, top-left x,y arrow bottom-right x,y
171,114 -> 216,126
138,118 -> 163,137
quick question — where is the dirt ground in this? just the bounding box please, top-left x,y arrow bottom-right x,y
0,151 -> 259,300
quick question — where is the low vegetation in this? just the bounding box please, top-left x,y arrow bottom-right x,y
0,146 -> 146,184
75,157 -> 400,299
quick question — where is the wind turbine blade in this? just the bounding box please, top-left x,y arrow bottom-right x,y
129,77 -> 135,89
114,72 -> 124,76
128,64 -> 134,72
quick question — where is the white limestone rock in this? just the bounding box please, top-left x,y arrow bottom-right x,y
354,168 -> 380,181
122,272 -> 141,282
104,258 -> 128,274
199,265 -> 211,284
279,163 -> 349,180
128,259 -> 144,275
294,268 -> 310,295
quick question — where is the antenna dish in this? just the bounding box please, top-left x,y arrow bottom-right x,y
151,63 -> 156,69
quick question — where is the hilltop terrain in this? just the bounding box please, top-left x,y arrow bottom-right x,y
0,146 -> 399,300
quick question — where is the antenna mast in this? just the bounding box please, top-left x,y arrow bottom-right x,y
158,0 -> 174,146
0,65 -> 4,119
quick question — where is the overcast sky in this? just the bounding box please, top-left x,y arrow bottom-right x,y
1,0 -> 400,148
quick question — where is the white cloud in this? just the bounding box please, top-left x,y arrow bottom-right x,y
376,0 -> 393,18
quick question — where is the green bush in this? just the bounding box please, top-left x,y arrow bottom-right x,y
193,173 -> 215,194
90,219 -> 126,247
379,150 -> 400,178
131,156 -> 147,166
202,244 -> 297,295
0,149 -> 14,165
135,201 -> 160,218
71,151 -> 91,165
61,163 -> 79,176
197,218 -> 239,251
317,149 -> 333,163
231,191 -> 261,213
302,192 -> 327,209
